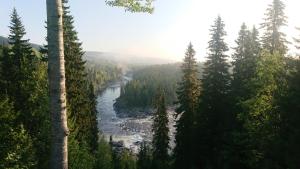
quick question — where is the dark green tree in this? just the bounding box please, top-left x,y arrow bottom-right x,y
174,43 -> 200,169
230,24 -> 261,168
62,0 -> 98,153
1,9 -> 51,168
197,16 -> 232,169
94,138 -> 114,169
0,96 -> 37,169
261,0 -> 288,55
152,91 -> 169,169
232,24 -> 260,99
240,50 -> 287,169
137,142 -> 152,169
282,58 -> 300,169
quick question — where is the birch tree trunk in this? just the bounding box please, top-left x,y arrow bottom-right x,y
46,0 -> 68,168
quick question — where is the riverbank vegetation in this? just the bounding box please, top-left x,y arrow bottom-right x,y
1,0 -> 300,169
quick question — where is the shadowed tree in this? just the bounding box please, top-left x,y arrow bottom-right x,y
174,43 -> 200,169
152,91 -> 169,169
197,16 -> 233,169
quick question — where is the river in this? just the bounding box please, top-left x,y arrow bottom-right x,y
96,76 -> 176,152
96,76 -> 152,152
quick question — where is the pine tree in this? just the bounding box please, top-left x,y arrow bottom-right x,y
232,24 -> 260,99
197,16 -> 232,169
95,138 -> 114,169
230,24 -> 261,168
283,59 -> 300,169
174,43 -> 200,169
1,9 -> 51,168
152,91 -> 169,169
240,50 -> 287,169
0,96 -> 37,169
137,142 -> 152,169
261,0 -> 288,55
62,0 -> 98,152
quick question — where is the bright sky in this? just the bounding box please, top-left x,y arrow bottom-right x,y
0,0 -> 299,62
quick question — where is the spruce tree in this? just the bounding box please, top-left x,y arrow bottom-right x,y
240,50 -> 287,169
197,16 -> 232,169
232,24 -> 260,99
283,59 -> 300,169
261,0 -> 288,55
1,9 -> 51,168
137,142 -> 152,169
174,43 -> 200,169
62,0 -> 98,152
230,24 -> 261,168
152,91 -> 169,169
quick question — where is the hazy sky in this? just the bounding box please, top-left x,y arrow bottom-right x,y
0,0 -> 299,62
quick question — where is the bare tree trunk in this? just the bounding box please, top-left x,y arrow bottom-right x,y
46,0 -> 68,168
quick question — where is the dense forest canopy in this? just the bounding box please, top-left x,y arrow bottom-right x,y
114,63 -> 203,116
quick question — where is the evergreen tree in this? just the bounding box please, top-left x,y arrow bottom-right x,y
1,9 -> 51,168
282,59 -> 300,169
261,0 -> 288,55
0,96 -> 37,169
174,43 -> 200,169
197,16 -> 232,169
62,0 -> 98,152
137,142 -> 152,169
230,24 -> 261,168
240,50 -> 287,169
95,138 -> 114,169
232,24 -> 260,99
152,91 -> 169,169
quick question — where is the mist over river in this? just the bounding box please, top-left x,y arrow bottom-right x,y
96,76 -> 175,152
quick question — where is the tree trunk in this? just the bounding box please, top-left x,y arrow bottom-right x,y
46,0 -> 68,168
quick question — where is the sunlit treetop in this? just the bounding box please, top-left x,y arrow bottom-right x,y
105,0 -> 155,13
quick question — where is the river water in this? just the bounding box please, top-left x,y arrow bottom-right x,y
96,76 -> 176,152
96,76 -> 152,152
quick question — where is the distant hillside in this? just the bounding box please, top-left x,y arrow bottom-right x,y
1,35 -> 176,67
0,36 -> 41,50
84,51 -> 176,66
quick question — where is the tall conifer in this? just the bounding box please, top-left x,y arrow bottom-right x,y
174,43 -> 200,169
152,91 -> 169,169
62,0 -> 98,152
197,16 -> 232,169
261,0 -> 288,55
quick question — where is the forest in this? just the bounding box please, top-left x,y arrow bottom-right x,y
0,0 -> 300,169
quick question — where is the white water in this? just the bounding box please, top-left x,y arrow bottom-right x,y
96,76 -> 176,152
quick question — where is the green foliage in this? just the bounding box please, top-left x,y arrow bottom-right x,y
174,43 -> 200,169
86,61 -> 122,93
152,92 -> 169,169
105,0 -> 155,13
115,63 -> 185,114
62,0 -> 99,154
281,58 -> 300,169
196,16 -> 233,169
69,135 -> 95,169
113,150 -> 136,169
0,97 -> 37,169
137,142 -> 152,169
239,50 -> 287,168
94,138 -> 114,169
0,9 -> 50,168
